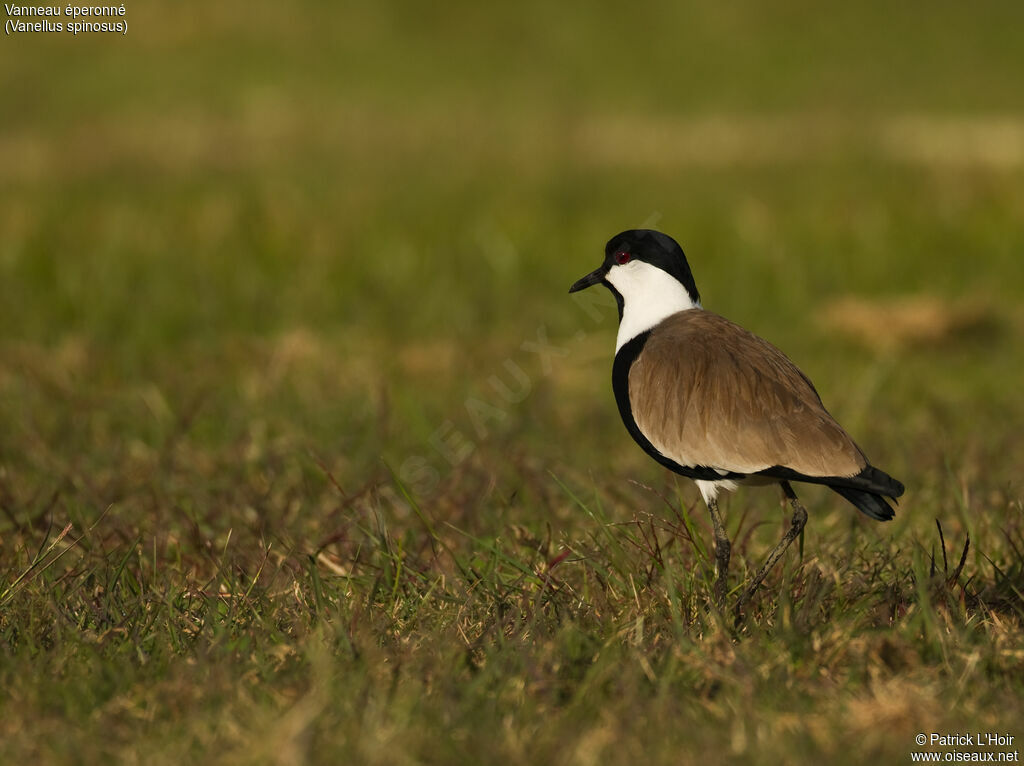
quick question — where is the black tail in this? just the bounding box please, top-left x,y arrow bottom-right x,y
831,485 -> 896,521
853,464 -> 905,499
760,463 -> 903,521
831,464 -> 902,521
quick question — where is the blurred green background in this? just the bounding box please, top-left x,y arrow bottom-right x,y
3,0 -> 1023,471
3,0 -> 1023,503
2,1 -> 1023,763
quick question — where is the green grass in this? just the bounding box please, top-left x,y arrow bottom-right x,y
2,1 -> 1024,763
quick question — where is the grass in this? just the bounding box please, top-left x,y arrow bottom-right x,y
2,1 -> 1024,763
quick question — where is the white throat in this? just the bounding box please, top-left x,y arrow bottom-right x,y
607,260 -> 701,352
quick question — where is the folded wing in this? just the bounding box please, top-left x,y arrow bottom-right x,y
628,310 -> 868,479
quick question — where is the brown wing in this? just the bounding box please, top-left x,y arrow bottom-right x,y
628,311 -> 867,478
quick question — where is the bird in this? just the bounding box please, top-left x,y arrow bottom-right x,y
569,229 -> 904,612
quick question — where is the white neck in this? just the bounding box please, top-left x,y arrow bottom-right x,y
607,260 -> 701,352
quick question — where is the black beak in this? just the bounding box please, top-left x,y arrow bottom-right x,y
569,266 -> 606,293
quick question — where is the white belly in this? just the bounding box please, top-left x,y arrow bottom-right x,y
695,475 -> 777,505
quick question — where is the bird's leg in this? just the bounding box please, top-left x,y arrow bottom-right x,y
706,496 -> 731,605
735,481 -> 808,617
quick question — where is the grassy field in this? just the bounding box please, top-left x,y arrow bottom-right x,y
2,2 -> 1024,763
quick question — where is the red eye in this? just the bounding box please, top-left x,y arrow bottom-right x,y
614,250 -> 631,265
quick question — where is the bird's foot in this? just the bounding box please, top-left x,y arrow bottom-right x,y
733,486 -> 808,622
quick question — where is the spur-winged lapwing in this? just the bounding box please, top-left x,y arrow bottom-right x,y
570,229 -> 904,610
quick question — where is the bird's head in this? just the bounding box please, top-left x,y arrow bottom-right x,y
570,230 -> 701,349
